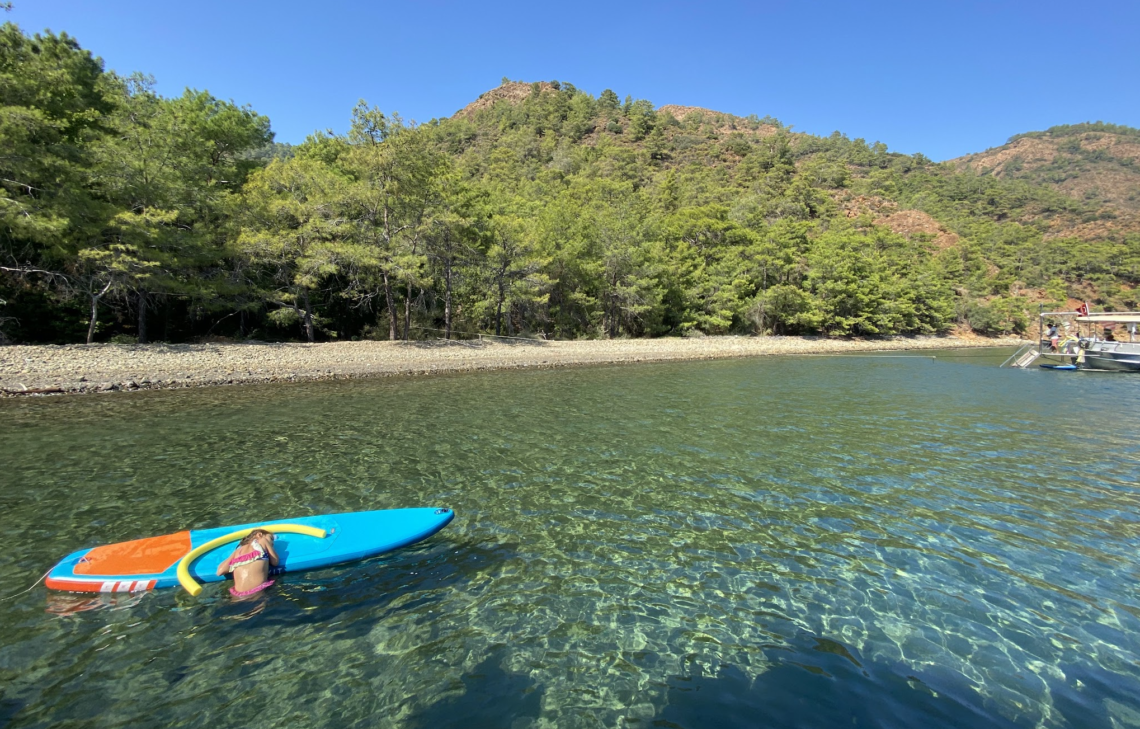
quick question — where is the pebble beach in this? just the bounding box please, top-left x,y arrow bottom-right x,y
0,335 -> 1021,397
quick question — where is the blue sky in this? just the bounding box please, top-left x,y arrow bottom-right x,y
11,1 -> 1139,161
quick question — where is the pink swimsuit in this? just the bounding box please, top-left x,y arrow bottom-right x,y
227,544 -> 274,596
230,580 -> 274,597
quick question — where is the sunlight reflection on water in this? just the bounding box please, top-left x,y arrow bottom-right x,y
1,349 -> 1139,728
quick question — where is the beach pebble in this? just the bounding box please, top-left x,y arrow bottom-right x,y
0,336 -> 1024,397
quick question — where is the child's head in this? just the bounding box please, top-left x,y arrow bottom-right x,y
240,529 -> 274,547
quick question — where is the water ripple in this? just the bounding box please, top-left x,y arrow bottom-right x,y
2,350 -> 1140,727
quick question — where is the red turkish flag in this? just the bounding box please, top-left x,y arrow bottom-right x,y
1077,302 -> 1090,317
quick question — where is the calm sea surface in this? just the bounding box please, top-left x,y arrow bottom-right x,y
1,348 -> 1139,728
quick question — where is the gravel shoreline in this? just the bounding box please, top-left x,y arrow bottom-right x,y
0,335 -> 1022,397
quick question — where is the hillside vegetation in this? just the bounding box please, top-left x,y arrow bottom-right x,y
953,123 -> 1140,241
3,25 -> 1139,345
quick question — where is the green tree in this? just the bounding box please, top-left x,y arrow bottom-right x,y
343,104 -> 442,339
237,158 -> 352,342
422,173 -> 485,339
88,76 -> 270,341
0,23 -> 113,341
627,99 -> 656,141
752,284 -> 820,334
598,89 -> 619,112
480,212 -> 548,336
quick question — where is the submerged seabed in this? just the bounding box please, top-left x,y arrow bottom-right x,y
1,348 -> 1138,729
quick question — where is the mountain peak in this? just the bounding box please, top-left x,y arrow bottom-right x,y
453,81 -> 558,119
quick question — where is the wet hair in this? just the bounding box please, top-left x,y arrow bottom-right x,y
239,529 -> 272,547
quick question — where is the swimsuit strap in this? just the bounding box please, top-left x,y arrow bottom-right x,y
227,548 -> 267,572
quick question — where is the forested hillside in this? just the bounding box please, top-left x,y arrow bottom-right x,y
953,123 -> 1140,238
3,25 -> 1139,345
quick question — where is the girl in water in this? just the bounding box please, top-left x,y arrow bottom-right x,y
215,529 -> 279,597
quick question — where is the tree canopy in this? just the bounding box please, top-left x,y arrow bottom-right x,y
4,24 -> 1138,345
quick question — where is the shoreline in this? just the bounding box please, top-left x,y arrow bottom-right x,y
0,335 -> 1023,397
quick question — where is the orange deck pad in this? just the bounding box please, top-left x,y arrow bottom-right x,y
74,531 -> 192,576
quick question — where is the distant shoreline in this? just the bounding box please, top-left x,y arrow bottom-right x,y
0,335 -> 1024,398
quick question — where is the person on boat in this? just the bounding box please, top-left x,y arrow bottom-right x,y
215,529 -> 279,597
1047,323 -> 1060,352
1103,327 -> 1116,342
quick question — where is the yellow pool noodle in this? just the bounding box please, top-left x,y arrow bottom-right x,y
176,524 -> 327,596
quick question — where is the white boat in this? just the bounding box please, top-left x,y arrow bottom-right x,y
1071,312 -> 1140,371
1004,310 -> 1140,372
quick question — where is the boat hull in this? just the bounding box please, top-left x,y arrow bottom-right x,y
45,508 -> 454,593
1076,342 -> 1140,371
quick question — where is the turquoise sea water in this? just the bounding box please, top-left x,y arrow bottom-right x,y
1,349 -> 1139,728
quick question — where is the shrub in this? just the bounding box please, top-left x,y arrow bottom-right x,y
961,298 -> 1028,334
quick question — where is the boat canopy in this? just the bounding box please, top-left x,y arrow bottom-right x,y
1076,313 -> 1140,323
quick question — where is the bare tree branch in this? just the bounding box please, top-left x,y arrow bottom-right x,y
0,265 -> 68,281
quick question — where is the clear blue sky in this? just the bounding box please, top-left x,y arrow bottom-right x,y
11,1 -> 1139,161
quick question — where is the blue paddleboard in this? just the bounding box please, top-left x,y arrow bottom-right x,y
46,507 -> 454,593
